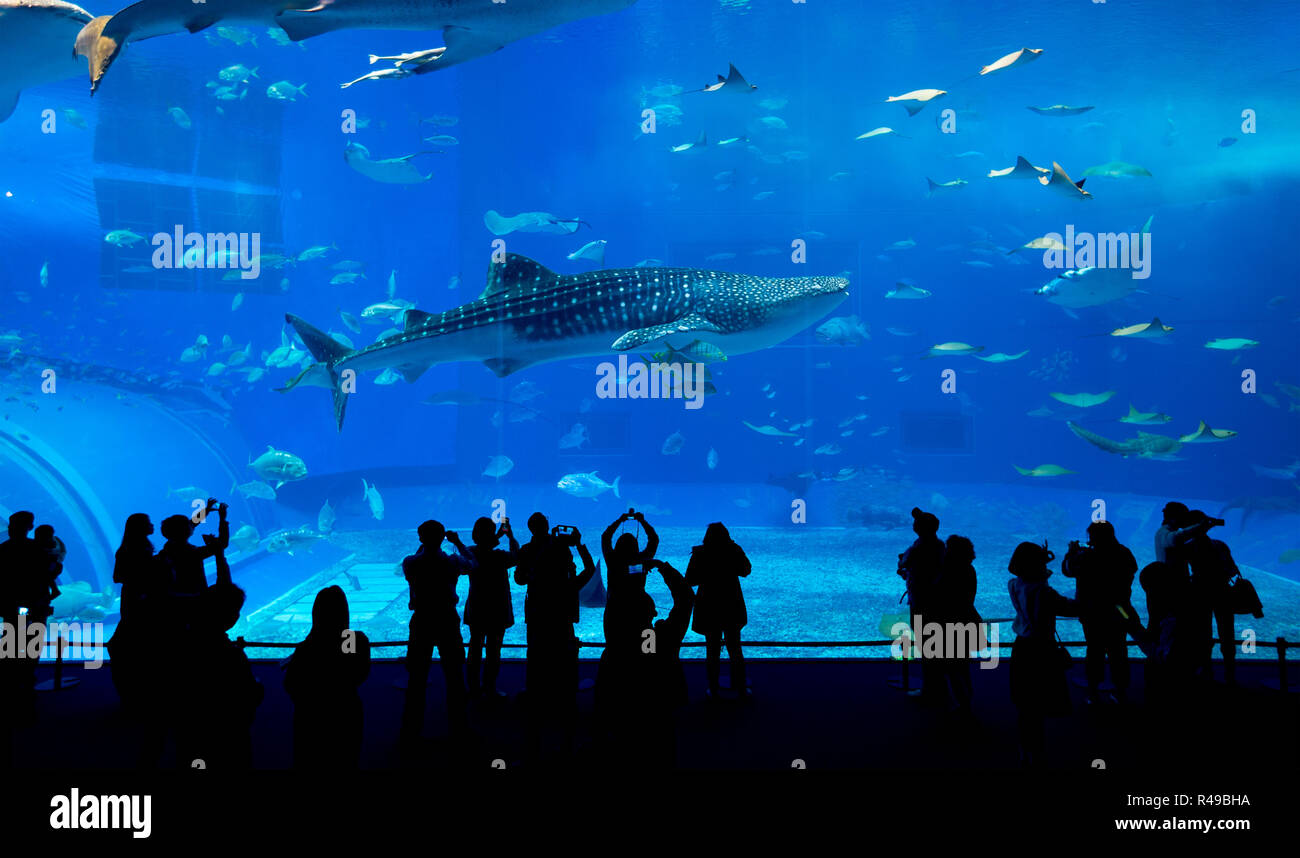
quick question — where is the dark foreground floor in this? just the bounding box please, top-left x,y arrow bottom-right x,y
7,657 -> 1297,773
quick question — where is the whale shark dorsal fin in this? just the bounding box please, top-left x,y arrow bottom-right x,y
404,309 -> 435,330
483,253 -> 559,298
696,131 -> 707,147
1127,404 -> 1140,416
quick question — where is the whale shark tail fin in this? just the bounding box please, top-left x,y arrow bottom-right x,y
285,313 -> 355,431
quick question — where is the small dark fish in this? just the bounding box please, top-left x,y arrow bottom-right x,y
1218,136 -> 1238,147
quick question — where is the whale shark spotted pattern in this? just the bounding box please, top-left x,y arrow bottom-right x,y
282,253 -> 849,429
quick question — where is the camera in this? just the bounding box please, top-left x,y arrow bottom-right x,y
551,524 -> 578,544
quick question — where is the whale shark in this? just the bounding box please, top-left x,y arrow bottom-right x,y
0,0 -> 92,122
282,253 -> 849,429
74,0 -> 639,93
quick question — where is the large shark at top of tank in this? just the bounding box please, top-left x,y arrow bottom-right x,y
75,0 -> 640,93
283,253 -> 850,429
0,0 -> 92,121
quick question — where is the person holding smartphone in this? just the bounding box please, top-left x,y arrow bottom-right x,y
464,516 -> 519,700
600,509 -> 659,598
156,497 -> 229,631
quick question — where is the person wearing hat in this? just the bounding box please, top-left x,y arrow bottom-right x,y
1007,541 -> 1077,767
1179,510 -> 1237,684
897,507 -> 945,705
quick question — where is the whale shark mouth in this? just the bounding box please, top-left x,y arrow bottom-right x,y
282,253 -> 850,430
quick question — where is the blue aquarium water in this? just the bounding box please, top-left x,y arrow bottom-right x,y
0,0 -> 1296,660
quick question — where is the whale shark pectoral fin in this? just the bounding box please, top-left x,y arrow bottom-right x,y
482,357 -> 535,378
276,8 -> 349,42
0,89 -> 18,124
75,15 -> 119,94
395,362 -> 435,383
611,315 -> 723,352
435,25 -> 509,68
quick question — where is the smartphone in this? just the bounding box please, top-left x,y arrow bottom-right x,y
628,563 -> 648,575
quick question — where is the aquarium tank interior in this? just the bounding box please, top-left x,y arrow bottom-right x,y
0,0 -> 1296,665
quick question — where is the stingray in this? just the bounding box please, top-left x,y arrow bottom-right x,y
343,142 -> 433,184
484,210 -> 586,236
987,155 -> 1049,180
1039,162 -> 1092,199
1178,420 -> 1237,443
691,63 -> 756,95
1110,317 -> 1173,339
975,349 -> 1029,363
885,88 -> 945,116
1051,390 -> 1116,408
0,0 -> 92,122
73,0 -> 639,93
1119,405 -> 1172,425
979,47 -> 1042,76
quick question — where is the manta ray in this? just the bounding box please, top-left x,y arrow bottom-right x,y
0,0 -> 92,122
74,0 -> 639,93
282,253 -> 849,429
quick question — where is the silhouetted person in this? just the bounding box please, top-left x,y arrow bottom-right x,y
0,511 -> 48,717
602,510 -> 660,590
156,498 -> 229,631
401,520 -> 474,741
32,524 -> 65,601
1135,560 -> 1198,706
685,520 -> 750,700
897,507 -> 945,705
465,516 -> 518,699
933,534 -> 980,720
515,512 -> 595,760
1181,510 -> 1237,684
283,585 -> 371,769
1062,521 -> 1136,704
596,556 -> 694,768
1153,501 -> 1215,581
107,513 -> 172,766
176,579 -> 262,769
1007,541 -> 1077,767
